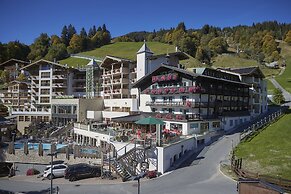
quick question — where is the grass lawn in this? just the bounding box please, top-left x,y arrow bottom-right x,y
213,54 -> 260,68
275,42 -> 291,93
212,54 -> 280,77
266,79 -> 276,94
59,42 -> 202,68
234,111 -> 291,179
59,57 -> 90,67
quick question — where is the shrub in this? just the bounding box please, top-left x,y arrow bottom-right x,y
146,170 -> 157,179
26,168 -> 40,176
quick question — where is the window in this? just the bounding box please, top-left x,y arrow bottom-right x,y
230,120 -> 233,126
190,123 -> 198,129
40,89 -> 50,95
40,97 -> 50,103
200,122 -> 209,130
41,80 -> 50,86
25,116 -> 30,122
41,72 -> 50,78
212,122 -> 220,128
43,116 -> 49,122
152,108 -> 156,112
19,116 -> 24,121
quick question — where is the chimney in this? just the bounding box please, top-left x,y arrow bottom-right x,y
175,46 -> 178,52
54,58 -> 56,63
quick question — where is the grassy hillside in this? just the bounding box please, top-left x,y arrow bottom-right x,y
59,41 -> 283,80
275,42 -> 291,93
266,79 -> 276,94
235,112 -> 291,179
59,57 -> 90,67
59,42 -> 202,68
213,54 -> 260,68
212,54 -> 280,77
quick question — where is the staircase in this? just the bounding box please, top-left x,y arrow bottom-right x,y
109,140 -> 153,181
50,123 -> 73,138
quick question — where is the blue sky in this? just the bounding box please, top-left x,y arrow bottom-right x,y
1,0 -> 291,45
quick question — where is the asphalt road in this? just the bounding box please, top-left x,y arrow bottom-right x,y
0,133 -> 239,194
270,78 -> 291,106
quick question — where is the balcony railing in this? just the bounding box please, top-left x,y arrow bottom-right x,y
146,101 -> 212,108
155,113 -> 201,121
143,86 -> 206,95
152,73 -> 179,83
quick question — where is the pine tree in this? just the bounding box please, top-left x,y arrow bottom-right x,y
88,27 -> 94,38
67,24 -> 77,43
61,25 -> 69,46
92,25 -> 97,35
80,28 -> 87,38
102,24 -> 107,32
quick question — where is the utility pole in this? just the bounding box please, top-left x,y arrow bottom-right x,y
48,151 -> 57,194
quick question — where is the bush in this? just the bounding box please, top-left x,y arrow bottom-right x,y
26,168 -> 40,176
146,170 -> 157,179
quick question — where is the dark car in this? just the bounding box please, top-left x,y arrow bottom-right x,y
64,163 -> 101,181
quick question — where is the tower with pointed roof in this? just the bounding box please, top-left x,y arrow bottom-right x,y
136,41 -> 154,80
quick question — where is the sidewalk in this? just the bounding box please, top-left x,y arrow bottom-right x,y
4,174 -> 123,185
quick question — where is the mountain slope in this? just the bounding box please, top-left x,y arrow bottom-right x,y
59,42 -> 201,68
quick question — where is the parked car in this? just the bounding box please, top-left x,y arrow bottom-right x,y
64,163 -> 101,182
43,164 -> 67,179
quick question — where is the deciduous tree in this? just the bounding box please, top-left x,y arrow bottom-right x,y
273,88 -> 285,105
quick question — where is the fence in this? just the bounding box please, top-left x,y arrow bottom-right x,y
240,108 -> 286,142
231,157 -> 291,192
231,107 -> 291,192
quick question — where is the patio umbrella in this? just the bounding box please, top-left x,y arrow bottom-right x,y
135,117 -> 164,135
135,117 -> 164,125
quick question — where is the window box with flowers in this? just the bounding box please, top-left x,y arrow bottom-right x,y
156,88 -> 163,94
144,89 -> 150,94
179,87 -> 186,93
172,73 -> 178,80
169,88 -> 176,94
165,113 -> 173,120
152,76 -> 159,83
186,101 -> 192,107
163,88 -> 170,94
156,113 -> 162,118
160,75 -> 166,81
176,114 -> 183,120
151,89 -> 157,95
166,74 -> 172,81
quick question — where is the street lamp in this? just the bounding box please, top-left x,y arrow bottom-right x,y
133,172 -> 146,194
47,151 -> 57,194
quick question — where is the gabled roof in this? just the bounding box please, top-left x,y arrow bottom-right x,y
133,64 -> 249,91
137,42 -> 153,54
0,59 -> 30,67
100,55 -> 133,68
20,59 -> 71,70
7,80 -> 30,86
147,52 -> 189,60
219,66 -> 265,78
